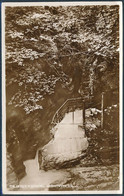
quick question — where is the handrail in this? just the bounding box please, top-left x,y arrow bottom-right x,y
51,90 -> 117,130
51,97 -> 98,126
51,97 -> 84,126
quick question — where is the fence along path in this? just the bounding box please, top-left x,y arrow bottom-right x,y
51,97 -> 83,126
51,89 -> 118,134
51,96 -> 101,128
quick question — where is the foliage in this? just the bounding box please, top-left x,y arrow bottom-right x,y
5,5 -> 119,113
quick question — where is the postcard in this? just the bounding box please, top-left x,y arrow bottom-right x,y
2,1 -> 123,194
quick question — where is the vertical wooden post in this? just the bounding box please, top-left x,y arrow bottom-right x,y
83,102 -> 85,128
56,112 -> 58,124
101,92 -> 104,129
72,109 -> 74,124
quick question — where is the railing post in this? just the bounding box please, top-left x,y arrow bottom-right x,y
83,102 -> 85,128
56,112 -> 59,124
101,92 -> 104,129
72,106 -> 74,124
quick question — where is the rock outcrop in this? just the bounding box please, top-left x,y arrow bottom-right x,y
7,151 -> 19,191
49,164 -> 119,191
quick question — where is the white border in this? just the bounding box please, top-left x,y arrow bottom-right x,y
2,2 -> 6,195
119,1 -> 123,194
1,1 -> 123,6
2,1 -> 123,195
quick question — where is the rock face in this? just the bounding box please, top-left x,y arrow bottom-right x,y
7,151 -> 19,191
40,110 -> 89,170
49,164 -> 119,191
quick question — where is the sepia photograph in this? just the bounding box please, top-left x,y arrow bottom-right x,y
2,1 -> 122,194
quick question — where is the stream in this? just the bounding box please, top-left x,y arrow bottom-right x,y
19,109 -> 88,191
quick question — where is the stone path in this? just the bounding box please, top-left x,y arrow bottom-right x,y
41,109 -> 89,169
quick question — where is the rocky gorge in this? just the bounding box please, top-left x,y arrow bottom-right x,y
5,4 -> 120,192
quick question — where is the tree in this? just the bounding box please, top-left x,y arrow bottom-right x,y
5,5 -> 120,171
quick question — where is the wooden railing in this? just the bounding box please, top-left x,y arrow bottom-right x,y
51,90 -> 118,130
51,97 -> 83,125
51,96 -> 95,126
